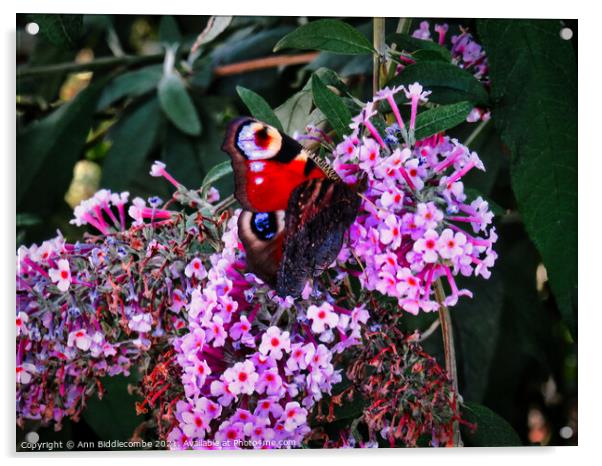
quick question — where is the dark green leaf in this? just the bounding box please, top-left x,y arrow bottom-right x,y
236,86 -> 283,131
191,16 -> 232,51
461,402 -> 522,446
101,97 -> 162,191
275,89 -> 313,135
158,73 -> 202,136
161,124 -> 204,189
414,101 -> 473,140
387,33 -> 452,61
453,275 -> 505,402
478,19 -> 577,336
311,74 -> 352,139
460,122 -> 507,197
29,14 -> 83,49
83,375 -> 142,442
412,49 -> 450,63
389,62 -> 489,105
274,19 -> 374,55
97,65 -> 163,109
201,161 -> 233,196
190,55 -> 214,90
17,77 -> 108,211
16,213 -> 42,227
158,15 -> 182,44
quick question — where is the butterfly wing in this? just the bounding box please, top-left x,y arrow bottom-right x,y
221,117 -> 326,212
237,210 -> 286,287
275,178 -> 362,298
223,118 -> 361,297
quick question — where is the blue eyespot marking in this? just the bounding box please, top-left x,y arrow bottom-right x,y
252,212 -> 278,241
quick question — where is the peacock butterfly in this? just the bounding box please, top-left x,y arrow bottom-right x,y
221,117 -> 362,298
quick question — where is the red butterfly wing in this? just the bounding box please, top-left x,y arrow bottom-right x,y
221,117 -> 326,212
223,117 -> 361,297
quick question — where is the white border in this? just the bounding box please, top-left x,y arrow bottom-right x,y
3,1 -> 598,465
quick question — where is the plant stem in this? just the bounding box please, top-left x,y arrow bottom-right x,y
17,51 -> 320,80
17,53 -> 165,79
464,118 -> 491,147
372,17 -> 386,95
386,18 -> 412,78
434,278 -> 463,446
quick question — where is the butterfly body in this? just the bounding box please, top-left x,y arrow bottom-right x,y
222,117 -> 361,297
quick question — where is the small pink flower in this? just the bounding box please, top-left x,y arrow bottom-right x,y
415,202 -> 443,230
438,229 -> 467,260
206,187 -> 220,203
379,214 -> 402,249
67,329 -> 92,351
170,289 -> 187,313
224,360 -> 259,396
48,259 -> 71,292
281,402 -> 307,432
185,257 -> 207,280
413,229 -> 440,263
16,312 -> 29,337
229,315 -> 252,341
16,363 -> 37,384
306,303 -> 339,334
259,326 -> 291,360
206,316 -> 227,347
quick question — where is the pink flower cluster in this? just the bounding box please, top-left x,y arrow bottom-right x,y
70,188 -> 174,234
410,20 -> 490,123
16,232 -> 139,426
332,83 -> 498,315
167,212 -> 370,449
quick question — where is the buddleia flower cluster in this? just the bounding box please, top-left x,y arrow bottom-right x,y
16,162 -> 371,449
407,20 -> 490,123
332,83 -> 498,315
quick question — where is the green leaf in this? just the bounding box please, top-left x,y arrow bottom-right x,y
83,375 -> 142,443
414,101 -> 473,140
387,33 -> 452,61
16,213 -> 42,227
17,77 -> 108,211
158,72 -> 202,136
236,86 -> 283,131
274,19 -> 374,55
191,16 -> 232,51
201,161 -> 233,196
275,89 -> 313,135
389,61 -> 489,105
101,97 -> 162,191
190,55 -> 214,90
158,15 -> 182,44
477,19 -> 577,337
461,402 -> 522,446
412,49 -> 450,63
311,74 -> 352,140
453,275 -> 505,403
97,65 -> 163,109
29,14 -> 83,49
161,124 -> 204,189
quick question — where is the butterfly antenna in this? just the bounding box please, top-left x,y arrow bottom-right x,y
307,152 -> 341,181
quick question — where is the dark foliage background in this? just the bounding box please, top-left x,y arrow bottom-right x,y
16,14 -> 577,448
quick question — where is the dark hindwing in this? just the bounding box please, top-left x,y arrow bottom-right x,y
237,210 -> 285,287
276,178 -> 361,297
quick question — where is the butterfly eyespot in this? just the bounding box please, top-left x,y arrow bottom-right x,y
251,212 -> 278,241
